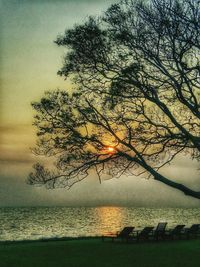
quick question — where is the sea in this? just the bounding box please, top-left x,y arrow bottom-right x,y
0,207 -> 200,241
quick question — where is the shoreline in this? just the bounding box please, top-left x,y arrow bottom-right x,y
1,235 -> 199,245
0,236 -> 101,245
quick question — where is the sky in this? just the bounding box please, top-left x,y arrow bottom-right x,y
0,0 -> 200,207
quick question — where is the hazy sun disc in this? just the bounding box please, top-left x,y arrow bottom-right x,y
108,147 -> 114,152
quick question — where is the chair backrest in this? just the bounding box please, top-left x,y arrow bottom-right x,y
155,222 -> 167,233
172,225 -> 185,234
118,227 -> 134,237
139,227 -> 154,237
188,224 -> 200,233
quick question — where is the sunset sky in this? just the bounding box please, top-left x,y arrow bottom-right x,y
0,0 -> 200,207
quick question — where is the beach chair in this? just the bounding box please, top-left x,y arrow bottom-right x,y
151,222 -> 167,241
102,226 -> 134,242
184,224 -> 200,239
131,226 -> 154,242
164,225 -> 185,240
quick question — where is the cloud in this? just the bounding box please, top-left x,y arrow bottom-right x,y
0,157 -> 34,164
0,124 -> 35,165
0,123 -> 200,207
0,171 -> 200,208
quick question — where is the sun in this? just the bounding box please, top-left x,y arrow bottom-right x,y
107,147 -> 114,152
101,146 -> 115,154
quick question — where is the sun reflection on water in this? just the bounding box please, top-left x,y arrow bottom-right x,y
96,206 -> 125,235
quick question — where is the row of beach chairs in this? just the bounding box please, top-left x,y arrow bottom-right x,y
102,223 -> 200,243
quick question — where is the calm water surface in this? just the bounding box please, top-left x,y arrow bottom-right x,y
0,207 -> 200,241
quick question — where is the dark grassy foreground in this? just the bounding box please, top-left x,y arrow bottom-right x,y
1,238 -> 200,267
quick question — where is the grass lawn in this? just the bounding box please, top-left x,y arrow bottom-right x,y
0,238 -> 200,267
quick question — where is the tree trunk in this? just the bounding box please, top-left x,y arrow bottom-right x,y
121,151 -> 200,200
121,152 -> 200,200
144,163 -> 200,199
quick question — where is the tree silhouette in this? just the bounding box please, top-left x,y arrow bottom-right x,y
29,0 -> 200,199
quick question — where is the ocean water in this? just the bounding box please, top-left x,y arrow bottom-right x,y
0,207 -> 200,241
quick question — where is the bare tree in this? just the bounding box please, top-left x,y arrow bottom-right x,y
29,0 -> 200,199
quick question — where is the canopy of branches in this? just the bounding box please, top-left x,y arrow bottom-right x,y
29,0 -> 200,199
